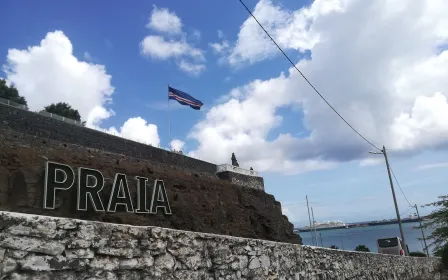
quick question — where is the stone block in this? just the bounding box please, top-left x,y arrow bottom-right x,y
97,247 -> 134,258
7,249 -> 28,259
65,248 -> 95,259
0,235 -> 66,256
19,255 -> 88,271
2,257 -> 17,274
89,256 -> 120,271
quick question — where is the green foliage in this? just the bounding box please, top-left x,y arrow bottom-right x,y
440,245 -> 448,269
417,195 -> 448,257
354,245 -> 370,252
44,102 -> 81,122
0,79 -> 28,107
409,251 -> 426,257
329,245 -> 339,249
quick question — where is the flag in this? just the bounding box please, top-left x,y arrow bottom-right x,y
168,86 -> 203,110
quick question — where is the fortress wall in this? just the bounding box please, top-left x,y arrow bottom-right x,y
0,211 -> 441,280
0,125 -> 300,244
0,103 -> 263,190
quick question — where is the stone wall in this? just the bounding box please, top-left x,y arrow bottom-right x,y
0,211 -> 441,280
0,103 -> 263,190
0,126 -> 300,245
217,172 -> 264,191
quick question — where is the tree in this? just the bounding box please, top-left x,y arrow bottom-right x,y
44,102 -> 81,122
409,251 -> 426,257
0,79 -> 28,108
419,195 -> 448,266
354,245 -> 370,252
329,245 -> 339,249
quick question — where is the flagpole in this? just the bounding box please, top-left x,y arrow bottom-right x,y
168,84 -> 171,145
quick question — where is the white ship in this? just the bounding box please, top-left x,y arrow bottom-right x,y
304,220 -> 347,230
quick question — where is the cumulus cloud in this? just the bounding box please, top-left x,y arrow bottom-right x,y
146,5 -> 182,34
140,35 -> 204,61
178,60 -> 206,76
227,0 -> 327,66
188,0 -> 448,174
108,117 -> 160,147
170,139 -> 185,151
140,6 -> 206,76
209,41 -> 230,55
209,30 -> 230,55
3,31 -> 161,146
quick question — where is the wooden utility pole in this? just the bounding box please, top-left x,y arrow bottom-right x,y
382,146 -> 409,256
415,204 -> 429,257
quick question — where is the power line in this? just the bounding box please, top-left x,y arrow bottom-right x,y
237,0 -> 382,152
400,207 -> 413,217
389,166 -> 413,207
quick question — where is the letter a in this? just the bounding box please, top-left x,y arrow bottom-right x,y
149,180 -> 172,215
107,173 -> 134,212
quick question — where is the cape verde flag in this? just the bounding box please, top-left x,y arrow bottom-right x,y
168,86 -> 203,110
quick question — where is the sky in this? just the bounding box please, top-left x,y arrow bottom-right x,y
1,0 -> 448,227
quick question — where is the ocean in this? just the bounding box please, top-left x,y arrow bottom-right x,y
299,222 -> 434,255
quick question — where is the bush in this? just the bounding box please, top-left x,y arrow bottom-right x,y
0,79 -> 28,108
441,245 -> 448,269
409,251 -> 426,257
355,245 -> 370,252
44,102 -> 81,122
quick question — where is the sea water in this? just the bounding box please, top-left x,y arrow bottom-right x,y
299,222 -> 434,255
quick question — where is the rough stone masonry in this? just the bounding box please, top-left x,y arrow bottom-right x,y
0,211 -> 442,280
0,125 -> 300,245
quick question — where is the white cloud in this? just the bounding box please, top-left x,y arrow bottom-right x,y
178,60 -> 206,76
108,117 -> 160,147
140,35 -> 204,61
140,7 -> 206,75
147,6 -> 182,34
217,30 -> 225,39
83,52 -> 92,61
187,0 -> 448,174
209,41 -> 230,55
281,206 -> 295,221
3,30 -> 161,147
390,92 -> 448,151
190,30 -> 201,41
227,0 -> 330,66
416,162 -> 448,171
170,139 -> 185,151
209,30 -> 231,62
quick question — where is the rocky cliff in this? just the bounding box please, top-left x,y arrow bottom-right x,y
0,125 -> 301,244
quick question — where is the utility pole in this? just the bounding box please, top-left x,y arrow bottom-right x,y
319,233 -> 323,247
415,204 -> 429,257
382,146 -> 409,256
306,196 -> 316,246
311,207 -> 318,247
370,146 -> 409,255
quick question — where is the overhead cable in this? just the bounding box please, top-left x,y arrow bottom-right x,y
238,0 -> 382,151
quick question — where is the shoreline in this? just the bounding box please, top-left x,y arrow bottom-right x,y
295,218 -> 427,233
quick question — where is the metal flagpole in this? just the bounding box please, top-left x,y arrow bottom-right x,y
168,84 -> 171,144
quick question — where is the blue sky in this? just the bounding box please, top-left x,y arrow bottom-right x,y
2,0 -> 448,226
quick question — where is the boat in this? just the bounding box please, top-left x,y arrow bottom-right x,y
296,220 -> 347,232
